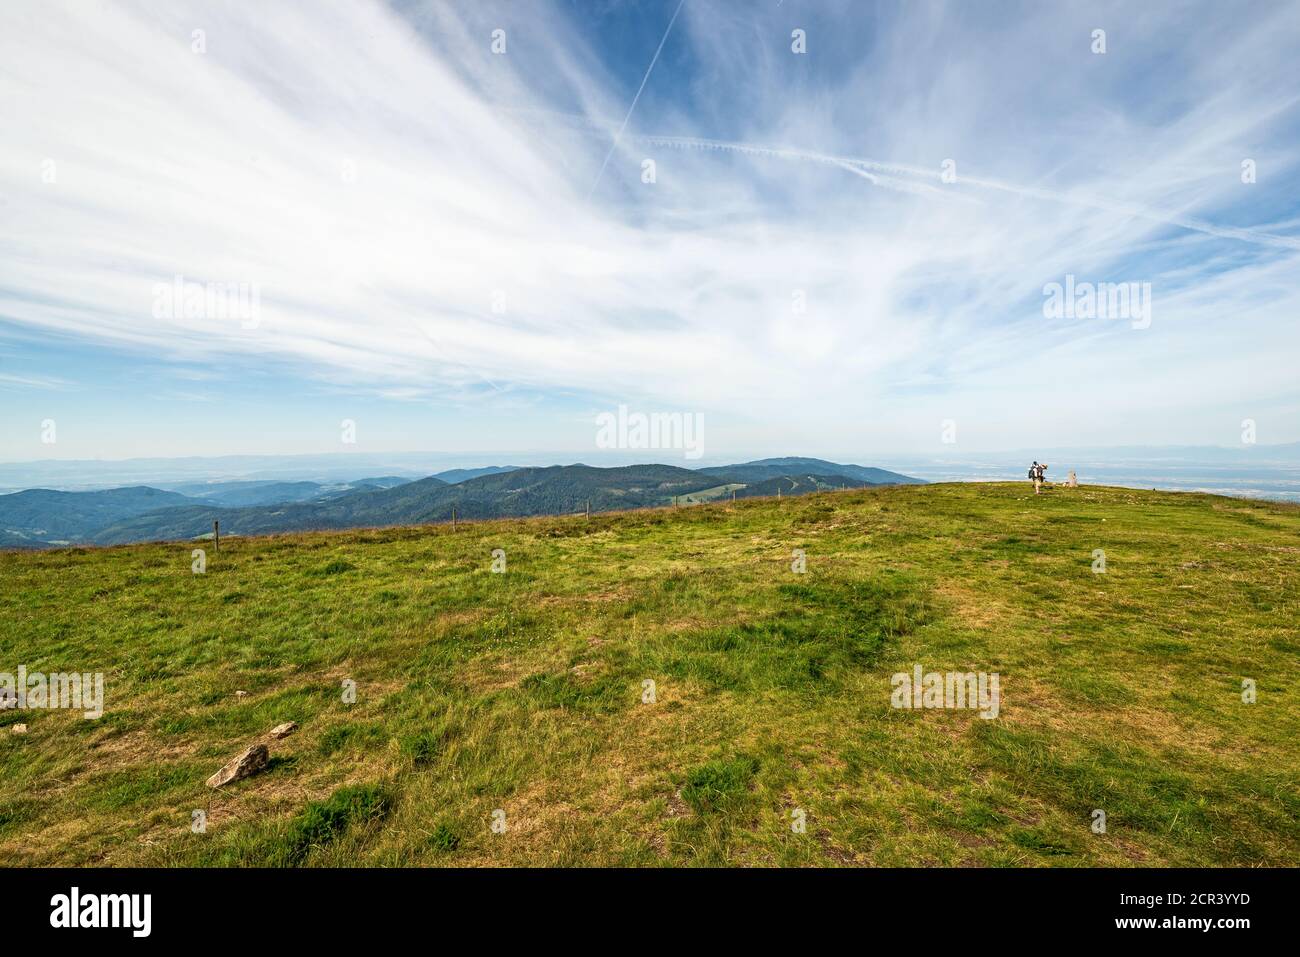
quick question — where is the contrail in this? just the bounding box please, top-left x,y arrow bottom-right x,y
629,133 -> 1300,250
402,314 -> 508,395
588,0 -> 687,197
632,133 -> 941,183
928,169 -> 1300,251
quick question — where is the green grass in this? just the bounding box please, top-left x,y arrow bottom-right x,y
271,784 -> 391,866
1,482 -> 1297,866
681,756 -> 761,813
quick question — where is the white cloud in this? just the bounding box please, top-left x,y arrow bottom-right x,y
1,0 -> 1297,450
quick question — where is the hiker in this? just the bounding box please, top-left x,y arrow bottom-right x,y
1029,461 -> 1040,493
1034,462 -> 1049,494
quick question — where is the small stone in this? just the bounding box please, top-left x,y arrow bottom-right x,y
11,724 -> 27,735
234,691 -> 249,700
269,721 -> 298,739
206,744 -> 269,788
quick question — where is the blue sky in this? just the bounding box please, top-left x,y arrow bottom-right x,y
2,0 -> 1299,464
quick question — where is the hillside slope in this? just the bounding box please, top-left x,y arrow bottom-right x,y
88,476 -> 456,544
734,473 -> 869,498
1,483 -> 1296,866
0,486 -> 201,545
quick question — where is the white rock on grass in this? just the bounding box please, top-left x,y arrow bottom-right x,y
206,744 -> 269,788
269,722 -> 298,739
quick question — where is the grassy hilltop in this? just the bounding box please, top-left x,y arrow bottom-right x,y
1,482 -> 1297,866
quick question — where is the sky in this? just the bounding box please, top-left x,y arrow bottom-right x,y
2,0 -> 1299,466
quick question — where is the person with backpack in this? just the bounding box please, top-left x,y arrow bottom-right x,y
1029,461 -> 1040,492
1034,462 -> 1048,494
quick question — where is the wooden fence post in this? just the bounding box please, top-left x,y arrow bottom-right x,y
452,507 -> 456,530
213,519 -> 219,550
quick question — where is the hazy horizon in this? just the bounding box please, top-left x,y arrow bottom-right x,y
4,442 -> 1299,503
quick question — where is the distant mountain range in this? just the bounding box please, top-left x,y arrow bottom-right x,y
0,458 -> 921,548
430,466 -> 522,484
159,476 -> 412,507
697,457 -> 923,486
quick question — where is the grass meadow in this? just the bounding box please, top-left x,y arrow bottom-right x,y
2,482 -> 1297,866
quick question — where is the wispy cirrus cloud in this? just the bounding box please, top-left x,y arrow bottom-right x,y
1,0 -> 1298,453
0,371 -> 73,391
